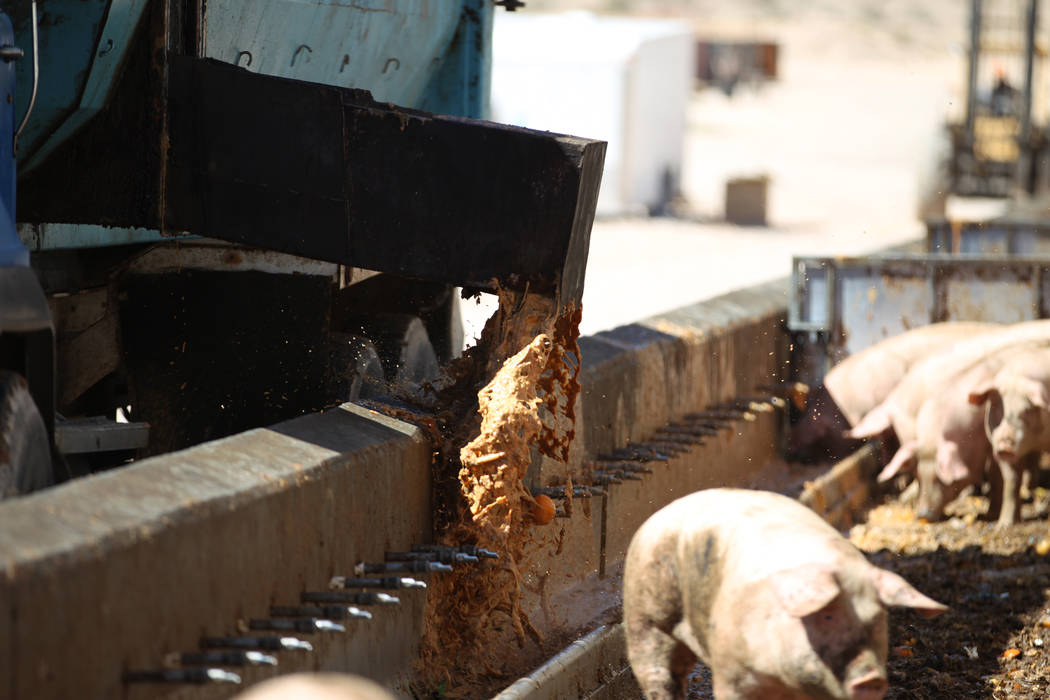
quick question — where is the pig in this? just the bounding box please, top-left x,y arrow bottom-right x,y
789,322 -> 1000,462
233,672 -> 395,700
908,381 -> 998,523
967,345 -> 1050,527
623,488 -> 947,700
849,321 -> 1050,478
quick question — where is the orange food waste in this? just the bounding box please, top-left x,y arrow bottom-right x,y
1002,648 -> 1022,660
532,495 -> 556,525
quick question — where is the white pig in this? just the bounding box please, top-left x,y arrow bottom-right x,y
623,489 -> 946,700
967,345 -> 1050,527
849,321 -> 1050,477
909,383 -> 997,523
788,322 -> 999,461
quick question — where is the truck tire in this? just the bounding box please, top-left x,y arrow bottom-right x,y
0,371 -> 53,498
359,313 -> 440,386
332,333 -> 386,400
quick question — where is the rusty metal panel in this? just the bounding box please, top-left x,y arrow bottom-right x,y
837,261 -> 933,358
927,218 -> 1050,254
789,254 -> 1050,361
943,271 -> 1037,323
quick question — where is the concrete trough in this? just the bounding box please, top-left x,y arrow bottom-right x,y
0,277 -> 795,699
493,440 -> 888,700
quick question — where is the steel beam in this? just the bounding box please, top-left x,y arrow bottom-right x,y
164,57 -> 604,308
20,53 -> 605,310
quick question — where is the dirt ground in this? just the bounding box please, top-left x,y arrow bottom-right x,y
853,489 -> 1050,699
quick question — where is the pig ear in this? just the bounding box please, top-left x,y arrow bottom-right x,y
935,442 -> 969,485
869,568 -> 948,618
877,442 -> 917,483
773,565 -> 841,617
1022,378 -> 1050,409
968,381 -> 997,406
847,405 -> 892,439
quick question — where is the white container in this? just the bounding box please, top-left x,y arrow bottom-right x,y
492,12 -> 695,217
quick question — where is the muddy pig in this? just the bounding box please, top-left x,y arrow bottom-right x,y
967,345 -> 1050,527
623,489 -> 947,700
789,322 -> 998,461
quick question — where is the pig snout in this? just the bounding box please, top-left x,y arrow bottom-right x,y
990,426 -> 1020,464
848,670 -> 889,700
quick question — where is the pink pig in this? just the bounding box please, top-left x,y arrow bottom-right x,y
623,489 -> 946,700
789,322 -> 999,461
907,379 -> 998,523
233,673 -> 395,700
967,346 -> 1050,527
850,321 -> 1050,478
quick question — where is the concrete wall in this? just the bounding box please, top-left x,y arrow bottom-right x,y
0,279 -> 792,699
0,405 -> 433,700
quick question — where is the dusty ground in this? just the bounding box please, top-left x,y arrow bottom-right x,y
853,490 -> 1050,699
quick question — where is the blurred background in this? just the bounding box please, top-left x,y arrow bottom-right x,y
463,0 -> 1044,338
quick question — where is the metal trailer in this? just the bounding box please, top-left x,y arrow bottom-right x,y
926,215 -> 1050,253
0,1 -> 604,495
948,0 -> 1049,197
788,250 -> 1050,382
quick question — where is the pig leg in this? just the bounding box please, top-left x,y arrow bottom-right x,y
996,452 -> 1041,527
899,479 -> 920,505
984,459 -> 1003,522
625,622 -> 696,700
995,457 -> 1025,528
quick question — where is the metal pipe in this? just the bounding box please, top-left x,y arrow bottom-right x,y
491,625 -> 625,700
964,0 -> 981,139
1017,0 -> 1039,192
13,0 -> 37,155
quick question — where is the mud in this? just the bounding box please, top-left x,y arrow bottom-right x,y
374,288 -> 582,696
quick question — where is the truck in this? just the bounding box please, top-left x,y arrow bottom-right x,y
948,0 -> 1048,197
0,0 -> 601,497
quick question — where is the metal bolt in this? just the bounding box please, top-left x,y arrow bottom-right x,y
618,463 -> 654,474
178,651 -> 277,667
386,551 -> 478,564
651,432 -> 704,446
411,544 -> 499,560
124,668 -> 241,685
664,424 -> 719,437
271,604 -> 373,620
249,618 -> 345,634
302,591 -> 400,606
201,636 -> 312,652
355,560 -> 453,575
329,576 -> 426,590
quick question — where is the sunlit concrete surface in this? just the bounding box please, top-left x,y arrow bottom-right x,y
465,1 -> 973,342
